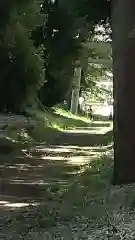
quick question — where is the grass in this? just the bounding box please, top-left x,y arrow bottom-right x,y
55,108 -> 90,123
4,108 -> 92,144
4,107 -> 112,145
45,107 -> 91,131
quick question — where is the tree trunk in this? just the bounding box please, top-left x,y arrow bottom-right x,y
70,65 -> 81,114
112,0 -> 135,184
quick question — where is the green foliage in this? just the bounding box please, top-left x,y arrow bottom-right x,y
33,0 -> 111,107
0,0 -> 44,113
0,0 -> 111,112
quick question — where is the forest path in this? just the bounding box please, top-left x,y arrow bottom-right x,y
0,116 -> 113,239
0,118 -> 112,203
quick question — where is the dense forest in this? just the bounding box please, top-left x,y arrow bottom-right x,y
1,1 -> 135,239
0,0 -> 111,112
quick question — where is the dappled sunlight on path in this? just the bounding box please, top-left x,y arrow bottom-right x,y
0,120 -> 112,206
0,119 -> 113,239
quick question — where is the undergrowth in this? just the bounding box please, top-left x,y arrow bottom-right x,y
4,108 -> 91,144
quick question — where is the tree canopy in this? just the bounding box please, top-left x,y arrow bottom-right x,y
0,0 -> 111,112
34,0 -> 111,106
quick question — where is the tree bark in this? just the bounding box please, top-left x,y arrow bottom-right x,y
70,65 -> 81,114
112,0 -> 135,184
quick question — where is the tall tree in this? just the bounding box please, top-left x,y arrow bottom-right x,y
0,1 -> 44,113
112,0 -> 135,184
70,61 -> 82,114
34,0 -> 111,107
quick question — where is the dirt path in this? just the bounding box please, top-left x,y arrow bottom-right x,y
0,119 -> 113,239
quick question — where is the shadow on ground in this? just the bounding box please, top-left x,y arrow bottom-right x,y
0,117 -> 113,239
0,117 -> 112,202
52,129 -> 113,146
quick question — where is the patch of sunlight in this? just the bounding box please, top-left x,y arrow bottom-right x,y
9,180 -> 51,186
41,155 -> 89,166
9,179 -> 24,183
7,166 -> 17,169
59,145 -> 112,151
0,201 -> 10,205
35,147 -> 72,153
91,120 -> 111,125
67,156 -> 93,166
64,126 -> 112,134
58,145 -> 94,151
15,164 -> 33,167
5,136 -> 17,143
0,201 -> 39,208
55,108 -> 89,123
41,156 -> 64,161
14,163 -> 32,171
0,164 -> 32,170
94,105 -> 113,116
9,179 -> 66,186
98,126 -> 112,134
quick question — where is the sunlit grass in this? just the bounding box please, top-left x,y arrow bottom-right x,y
55,107 -> 90,123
